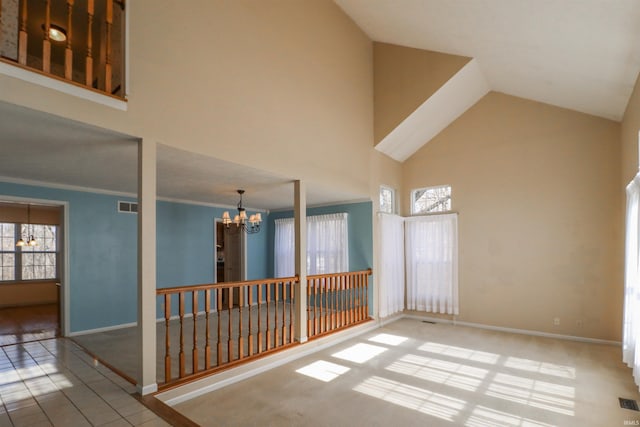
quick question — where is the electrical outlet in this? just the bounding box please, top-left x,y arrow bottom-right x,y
553,317 -> 560,326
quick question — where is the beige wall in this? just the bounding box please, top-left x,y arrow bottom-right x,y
623,73 -> 640,186
374,42 -> 469,144
403,92 -> 622,341
0,0 -> 374,200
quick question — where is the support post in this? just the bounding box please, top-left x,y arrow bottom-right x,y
137,139 -> 157,395
294,180 -> 307,343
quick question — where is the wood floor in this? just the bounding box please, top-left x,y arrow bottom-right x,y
0,304 -> 59,347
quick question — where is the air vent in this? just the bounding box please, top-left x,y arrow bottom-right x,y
619,397 -> 639,411
118,201 -> 138,214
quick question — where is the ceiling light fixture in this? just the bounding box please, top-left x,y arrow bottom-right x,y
16,204 -> 37,247
42,24 -> 67,43
222,190 -> 262,234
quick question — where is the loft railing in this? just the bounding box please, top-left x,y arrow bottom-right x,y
0,0 -> 125,98
307,269 -> 372,339
156,277 -> 298,390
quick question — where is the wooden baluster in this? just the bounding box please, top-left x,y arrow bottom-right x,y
281,282 -> 286,344
85,0 -> 94,86
274,281 -> 279,347
353,274 -> 359,323
358,274 -> 363,321
42,0 -> 51,73
178,292 -> 185,378
216,289 -> 222,366
313,279 -> 318,336
364,273 -> 369,320
361,273 -> 366,320
290,281 -> 295,343
248,284 -> 253,356
330,276 -> 336,331
339,276 -> 343,328
18,0 -> 27,64
105,0 -> 113,93
306,279 -> 311,339
227,286 -> 233,362
266,283 -> 271,350
163,294 -> 171,383
64,0 -> 74,80
349,275 -> 354,325
191,291 -> 198,374
205,289 -> 211,369
238,286 -> 243,360
257,284 -> 263,353
323,278 -> 328,333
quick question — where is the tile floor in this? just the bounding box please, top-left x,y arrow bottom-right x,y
0,338 -> 170,427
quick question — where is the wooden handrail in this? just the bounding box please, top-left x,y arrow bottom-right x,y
308,269 -> 372,280
156,276 -> 299,295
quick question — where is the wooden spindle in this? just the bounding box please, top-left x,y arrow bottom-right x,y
290,281 -> 295,343
64,0 -> 74,80
178,292 -> 185,378
349,276 -> 354,325
323,279 -> 329,332
163,294 -> 171,383
105,0 -> 113,93
274,281 -> 279,347
306,279 -> 311,339
217,289 -> 222,366
42,0 -> 51,73
313,279 -> 318,336
330,277 -> 336,331
227,287 -> 233,362
281,282 -> 286,344
205,289 -> 211,369
18,0 -> 28,64
248,285 -> 253,356
266,283 -> 271,350
257,284 -> 263,353
85,0 -> 94,86
192,291 -> 198,374
238,287 -> 243,360
364,273 -> 369,320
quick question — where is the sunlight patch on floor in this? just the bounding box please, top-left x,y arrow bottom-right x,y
465,405 -> 557,427
386,353 -> 488,392
504,356 -> 576,379
418,342 -> 500,365
332,343 -> 387,364
368,333 -> 408,346
295,360 -> 350,382
354,375 -> 465,422
486,373 -> 575,416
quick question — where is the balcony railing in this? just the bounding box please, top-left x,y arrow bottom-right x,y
0,0 -> 125,98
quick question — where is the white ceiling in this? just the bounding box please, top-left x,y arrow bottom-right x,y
336,0 -> 640,121
0,102 -> 365,210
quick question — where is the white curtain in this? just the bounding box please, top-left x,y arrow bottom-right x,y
378,213 -> 405,318
274,218 -> 295,278
624,175 -> 640,388
405,213 -> 459,314
274,213 -> 349,277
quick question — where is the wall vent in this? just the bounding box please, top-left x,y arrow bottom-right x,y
619,397 -> 639,411
118,201 -> 138,214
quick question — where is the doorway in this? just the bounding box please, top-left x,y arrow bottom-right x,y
215,220 -> 246,308
0,200 -> 65,345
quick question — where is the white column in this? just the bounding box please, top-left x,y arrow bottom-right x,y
137,139 -> 157,395
294,180 -> 307,343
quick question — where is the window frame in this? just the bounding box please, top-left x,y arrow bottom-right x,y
0,222 -> 60,284
379,185 -> 397,214
411,185 -> 452,215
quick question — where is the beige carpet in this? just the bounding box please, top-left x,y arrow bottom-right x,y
173,318 -> 640,427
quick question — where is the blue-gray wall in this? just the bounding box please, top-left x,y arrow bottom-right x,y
0,182 -> 268,333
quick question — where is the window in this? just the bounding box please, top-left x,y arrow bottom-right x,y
0,222 -> 59,282
379,185 -> 396,214
411,185 -> 451,214
274,213 -> 349,277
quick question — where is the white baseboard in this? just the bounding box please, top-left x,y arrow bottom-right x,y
68,321 -> 138,337
401,313 -> 622,346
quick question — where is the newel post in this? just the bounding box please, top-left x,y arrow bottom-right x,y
294,180 -> 308,343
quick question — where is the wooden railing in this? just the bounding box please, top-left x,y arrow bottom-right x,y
156,277 -> 298,389
307,269 -> 372,340
0,0 -> 125,97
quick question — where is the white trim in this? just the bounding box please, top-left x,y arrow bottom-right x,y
68,321 -> 137,337
0,62 -> 127,111
269,198 -> 371,213
156,321 -> 378,406
137,383 -> 158,395
402,314 -> 621,346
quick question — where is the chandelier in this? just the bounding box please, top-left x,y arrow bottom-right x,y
16,204 -> 37,247
222,190 -> 262,234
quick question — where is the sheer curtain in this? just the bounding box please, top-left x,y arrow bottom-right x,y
274,218 -> 295,277
624,175 -> 640,388
405,213 -> 458,314
274,213 -> 349,277
378,213 -> 405,318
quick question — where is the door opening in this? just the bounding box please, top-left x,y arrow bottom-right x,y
215,220 -> 246,308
